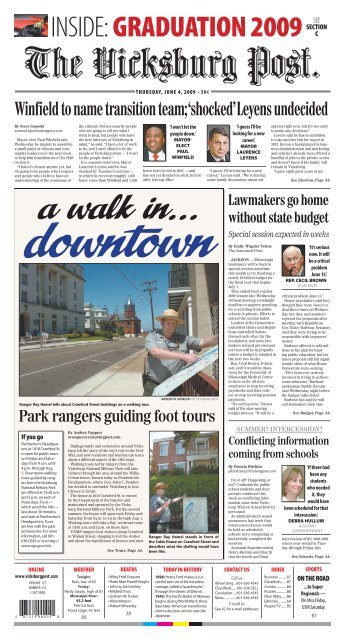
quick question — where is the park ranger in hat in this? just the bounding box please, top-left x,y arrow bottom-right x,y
143,309 -> 218,396
149,482 -> 186,534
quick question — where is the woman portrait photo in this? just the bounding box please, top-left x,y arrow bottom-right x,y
281,466 -> 305,502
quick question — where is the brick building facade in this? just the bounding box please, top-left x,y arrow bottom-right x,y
109,296 -> 141,337
151,433 -> 219,475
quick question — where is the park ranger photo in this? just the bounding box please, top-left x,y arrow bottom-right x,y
143,309 -> 218,396
149,482 -> 186,534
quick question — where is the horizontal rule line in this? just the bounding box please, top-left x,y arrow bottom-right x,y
227,188 -> 331,190
281,289 -> 331,291
15,89 -> 331,94
15,560 -> 331,564
158,164 -> 266,170
14,623 -> 332,627
211,90 -> 331,94
15,90 -> 136,94
16,89 -> 331,94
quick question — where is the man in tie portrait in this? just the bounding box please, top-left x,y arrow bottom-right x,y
143,124 -> 166,161
207,126 -> 230,162
281,245 -> 306,277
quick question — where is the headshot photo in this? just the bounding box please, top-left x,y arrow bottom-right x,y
143,124 -> 166,162
281,466 -> 305,502
282,245 -> 306,277
207,125 -> 230,162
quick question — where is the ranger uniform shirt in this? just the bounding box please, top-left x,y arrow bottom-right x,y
145,330 -> 202,384
149,495 -> 172,523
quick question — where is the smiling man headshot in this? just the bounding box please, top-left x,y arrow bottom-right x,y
207,126 -> 230,162
143,124 -> 166,161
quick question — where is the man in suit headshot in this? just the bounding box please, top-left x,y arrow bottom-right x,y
143,125 -> 166,161
207,127 -> 230,162
282,246 -> 305,277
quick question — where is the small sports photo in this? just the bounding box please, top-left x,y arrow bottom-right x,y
14,15 -> 48,37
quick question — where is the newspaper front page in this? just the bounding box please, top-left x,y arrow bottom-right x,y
0,0 -> 342,635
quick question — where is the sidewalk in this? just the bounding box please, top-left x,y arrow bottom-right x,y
60,349 -> 146,396
19,338 -> 111,351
